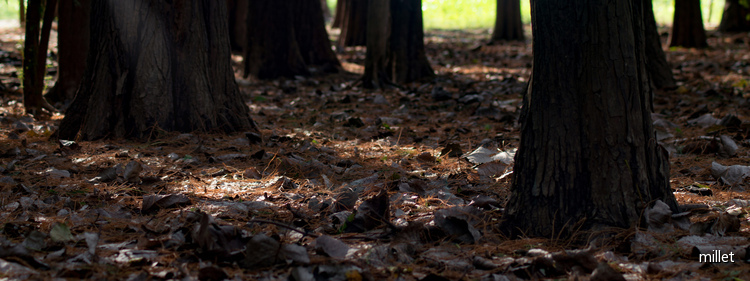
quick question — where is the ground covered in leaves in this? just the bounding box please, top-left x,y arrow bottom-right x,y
1,23 -> 750,280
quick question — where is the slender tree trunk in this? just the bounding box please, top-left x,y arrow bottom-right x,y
57,0 -> 255,140
718,0 -> 750,32
362,0 -> 390,89
46,0 -> 90,105
501,0 -> 678,239
19,0 -> 25,27
23,0 -> 56,115
338,0 -> 368,48
332,0 -> 347,28
644,0 -> 676,89
293,0 -> 341,73
321,0 -> 332,22
244,0 -> 308,79
669,0 -> 708,48
490,0 -> 524,42
388,0 -> 433,84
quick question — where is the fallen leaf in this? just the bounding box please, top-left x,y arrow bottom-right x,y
312,235 -> 349,259
141,194 -> 191,213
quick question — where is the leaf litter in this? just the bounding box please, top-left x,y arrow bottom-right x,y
0,26 -> 748,280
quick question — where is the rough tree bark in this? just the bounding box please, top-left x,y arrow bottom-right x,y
362,0 -> 389,89
338,0 -> 368,48
46,0 -> 91,105
490,0 -> 524,42
501,0 -> 678,238
388,0 -> 434,84
644,0 -> 676,89
244,0 -> 340,79
292,0 -> 342,73
362,0 -> 433,88
244,1 -> 308,79
669,0 -> 708,48
57,0 -> 255,140
718,0 -> 750,32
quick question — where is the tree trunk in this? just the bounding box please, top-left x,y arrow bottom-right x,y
669,0 -> 708,48
718,0 -> 750,32
244,0 -> 308,79
22,0 -> 42,113
332,0 -> 346,28
23,0 -> 56,115
338,0 -> 368,48
46,0 -> 90,105
292,0 -> 342,73
501,0 -> 678,239
226,0 -> 249,52
57,0 -> 255,140
19,0 -> 25,27
490,0 -> 524,42
362,0 -> 390,89
321,0 -> 332,22
644,0 -> 676,89
388,0 -> 433,84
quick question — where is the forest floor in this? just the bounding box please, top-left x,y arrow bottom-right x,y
1,24 -> 750,280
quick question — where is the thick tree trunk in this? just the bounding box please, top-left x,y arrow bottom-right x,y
338,0 -> 368,48
388,0 -> 433,84
669,0 -> 708,48
57,0 -> 254,140
362,0 -> 390,89
501,0 -> 678,238
226,0 -> 249,52
644,0 -> 675,89
490,0 -> 524,42
332,0 -> 346,28
292,0 -> 342,73
46,0 -> 90,105
718,0 -> 750,32
244,1 -> 308,79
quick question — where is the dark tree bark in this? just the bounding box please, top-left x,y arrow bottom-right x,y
57,0 -> 255,140
19,0 -> 25,27
501,0 -> 678,238
292,0 -> 342,73
338,0 -> 368,48
362,0 -> 389,89
644,0 -> 675,89
669,0 -> 708,48
244,0 -> 340,79
226,0 -> 249,52
332,0 -> 346,28
490,0 -> 524,42
388,0 -> 433,84
46,0 -> 91,105
362,0 -> 433,88
244,1 -> 308,79
718,0 -> 750,32
23,0 -> 56,115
